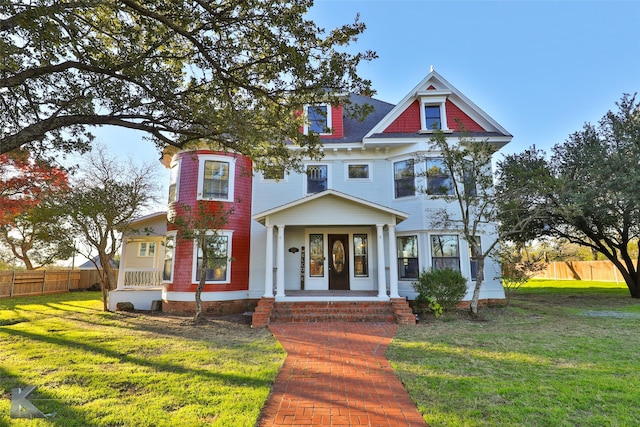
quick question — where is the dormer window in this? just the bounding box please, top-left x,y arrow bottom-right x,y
304,104 -> 332,135
424,105 -> 442,130
417,90 -> 450,132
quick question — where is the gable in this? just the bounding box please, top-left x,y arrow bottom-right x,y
382,99 -> 485,133
253,190 -> 407,226
365,69 -> 511,140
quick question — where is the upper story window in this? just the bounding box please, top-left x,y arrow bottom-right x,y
306,164 -> 328,194
138,242 -> 156,257
463,160 -> 478,197
197,155 -> 235,202
397,235 -> 419,280
426,158 -> 454,195
394,159 -> 415,198
304,104 -> 332,135
417,90 -> 450,132
431,235 -> 460,271
424,105 -> 442,130
262,166 -> 286,181
168,160 -> 179,203
346,163 -> 371,180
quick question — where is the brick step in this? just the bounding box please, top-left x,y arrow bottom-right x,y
269,301 -> 397,323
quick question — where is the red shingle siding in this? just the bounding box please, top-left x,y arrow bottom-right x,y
320,104 -> 343,139
383,100 -> 421,133
166,150 -> 252,294
446,101 -> 485,132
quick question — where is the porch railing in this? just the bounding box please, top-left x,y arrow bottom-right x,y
123,269 -> 164,288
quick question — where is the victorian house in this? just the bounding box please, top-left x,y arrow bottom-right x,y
109,69 -> 512,326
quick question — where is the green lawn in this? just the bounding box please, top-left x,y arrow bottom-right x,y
0,292 -> 285,427
2,282 -> 639,426
388,279 -> 640,426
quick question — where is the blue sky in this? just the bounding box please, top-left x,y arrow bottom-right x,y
95,0 -> 640,174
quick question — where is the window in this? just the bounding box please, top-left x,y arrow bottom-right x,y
418,91 -> 449,132
194,233 -> 231,282
424,105 -> 441,130
397,236 -> 419,280
162,235 -> 175,281
347,164 -> 370,180
394,160 -> 415,198
469,237 -> 482,281
463,160 -> 477,197
431,235 -> 460,271
203,160 -> 229,200
306,165 -> 327,194
138,242 -> 156,257
426,158 -> 454,195
309,234 -> 324,277
305,105 -> 332,135
168,161 -> 179,203
263,166 -> 285,181
197,155 -> 235,202
353,234 -> 369,277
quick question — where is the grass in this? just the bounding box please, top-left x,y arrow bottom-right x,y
2,281 -> 639,426
0,292 -> 285,427
388,279 -> 640,426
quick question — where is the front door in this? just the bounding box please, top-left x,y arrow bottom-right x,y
328,234 -> 349,290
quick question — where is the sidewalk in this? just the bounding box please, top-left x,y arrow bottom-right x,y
257,323 -> 428,427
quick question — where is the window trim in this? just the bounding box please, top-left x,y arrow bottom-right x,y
162,232 -> 177,282
303,104 -> 333,135
260,167 -> 287,183
304,163 -> 331,195
425,157 -> 454,196
417,91 -> 450,132
168,159 -> 180,204
196,154 -> 235,202
431,234 -> 461,271
191,230 -> 233,284
353,234 -> 369,277
397,235 -> 419,280
138,242 -> 156,258
393,159 -> 416,199
345,162 -> 372,182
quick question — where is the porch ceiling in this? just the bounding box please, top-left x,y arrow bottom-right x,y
253,189 -> 408,227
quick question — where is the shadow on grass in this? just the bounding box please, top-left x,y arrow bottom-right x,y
0,366 -> 92,427
1,327 -> 274,388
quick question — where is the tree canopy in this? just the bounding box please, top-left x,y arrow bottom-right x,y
1,0 -> 375,170
0,150 -> 73,268
497,94 -> 640,298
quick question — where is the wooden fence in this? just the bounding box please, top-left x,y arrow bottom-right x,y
534,261 -> 629,282
0,269 -> 119,298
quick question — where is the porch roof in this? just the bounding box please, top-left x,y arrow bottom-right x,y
253,189 -> 408,226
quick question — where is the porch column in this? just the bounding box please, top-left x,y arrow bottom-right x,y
116,241 -> 127,290
263,225 -> 274,297
276,224 -> 286,298
376,224 -> 387,298
387,224 -> 400,298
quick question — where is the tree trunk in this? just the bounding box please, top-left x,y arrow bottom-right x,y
469,256 -> 485,316
194,245 -> 207,324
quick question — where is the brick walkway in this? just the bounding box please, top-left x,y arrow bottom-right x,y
257,323 -> 428,427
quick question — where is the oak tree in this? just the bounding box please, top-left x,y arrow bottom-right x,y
498,94 -> 640,298
1,0 -> 375,171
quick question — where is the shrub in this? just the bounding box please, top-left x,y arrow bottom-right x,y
412,268 -> 468,315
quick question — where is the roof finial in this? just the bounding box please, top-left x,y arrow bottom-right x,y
430,65 -> 434,72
